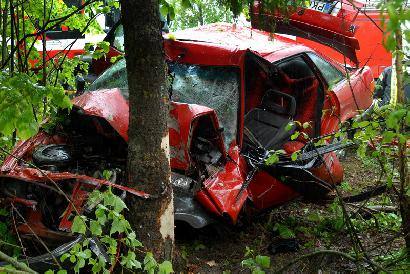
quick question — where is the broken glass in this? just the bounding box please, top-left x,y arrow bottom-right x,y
88,60 -> 240,148
169,63 -> 240,148
87,59 -> 129,98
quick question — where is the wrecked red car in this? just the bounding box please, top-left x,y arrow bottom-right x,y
0,16 -> 374,264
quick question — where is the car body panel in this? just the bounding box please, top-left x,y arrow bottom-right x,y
295,8 -> 392,78
197,144 -> 248,223
248,170 -> 299,210
332,66 -> 374,121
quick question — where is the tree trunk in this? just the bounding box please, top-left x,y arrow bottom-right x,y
120,0 -> 174,261
2,0 -> 8,67
198,4 -> 204,26
9,0 -> 13,73
42,0 -> 46,86
394,29 -> 410,254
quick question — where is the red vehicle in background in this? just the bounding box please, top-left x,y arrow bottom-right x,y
257,0 -> 392,78
33,0 -> 119,63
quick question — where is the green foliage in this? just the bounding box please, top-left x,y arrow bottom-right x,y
378,0 -> 410,52
265,149 -> 286,165
60,188 -> 172,273
340,181 -> 353,192
241,247 -> 271,274
376,248 -> 410,271
352,212 -> 402,233
168,0 -> 233,31
273,223 -> 295,239
0,71 -> 71,139
0,0 -> 118,159
274,201 -> 346,248
0,209 -> 20,257
352,104 -> 408,187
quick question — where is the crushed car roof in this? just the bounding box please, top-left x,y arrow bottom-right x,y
166,22 -> 312,63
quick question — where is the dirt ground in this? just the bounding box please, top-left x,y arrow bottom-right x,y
174,149 -> 406,273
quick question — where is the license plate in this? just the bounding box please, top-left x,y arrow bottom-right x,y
309,1 -> 335,14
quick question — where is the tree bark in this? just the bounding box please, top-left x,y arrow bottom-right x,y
394,28 -> 410,254
2,0 -> 8,67
120,0 -> 174,261
9,0 -> 13,73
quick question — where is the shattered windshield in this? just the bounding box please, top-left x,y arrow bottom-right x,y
88,61 -> 240,148
169,63 -> 240,148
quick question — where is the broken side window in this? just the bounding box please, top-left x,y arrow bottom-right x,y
113,25 -> 124,52
169,63 -> 240,149
87,59 -> 129,98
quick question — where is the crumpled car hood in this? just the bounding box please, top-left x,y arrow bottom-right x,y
72,88 -> 223,171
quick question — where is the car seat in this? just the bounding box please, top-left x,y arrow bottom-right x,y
244,90 -> 297,151
275,70 -> 320,139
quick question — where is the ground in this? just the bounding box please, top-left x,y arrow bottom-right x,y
174,149 -> 407,273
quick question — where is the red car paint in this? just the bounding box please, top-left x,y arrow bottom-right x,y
198,144 -> 248,222
269,1 -> 392,78
1,21 -> 374,244
251,0 -> 364,64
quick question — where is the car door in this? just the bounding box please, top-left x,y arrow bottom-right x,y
246,54 -> 327,210
306,52 -> 373,123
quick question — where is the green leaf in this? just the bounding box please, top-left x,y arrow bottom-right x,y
71,216 -> 86,234
340,182 -> 352,191
252,269 -> 265,274
90,220 -> 102,236
241,258 -> 256,268
405,186 -> 410,197
57,270 -> 67,274
405,111 -> 410,126
126,231 -> 143,248
95,207 -> 107,225
144,252 -> 158,273
0,208 -> 8,216
386,112 -> 399,129
255,255 -> 270,269
60,253 -> 70,263
160,4 -> 169,18
112,196 -> 127,213
110,217 -> 127,235
69,255 -> 76,263
334,217 -> 345,231
382,131 -> 395,143
265,153 -> 279,165
302,122 -> 310,129
291,151 -> 299,161
121,251 -> 142,269
98,41 -> 110,54
158,261 -> 173,274
357,121 -> 370,128
273,223 -> 295,239
181,0 -> 192,9
74,257 -> 85,273
285,122 -> 295,131
290,131 -> 300,140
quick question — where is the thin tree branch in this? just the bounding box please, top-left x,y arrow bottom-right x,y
0,250 -> 37,274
